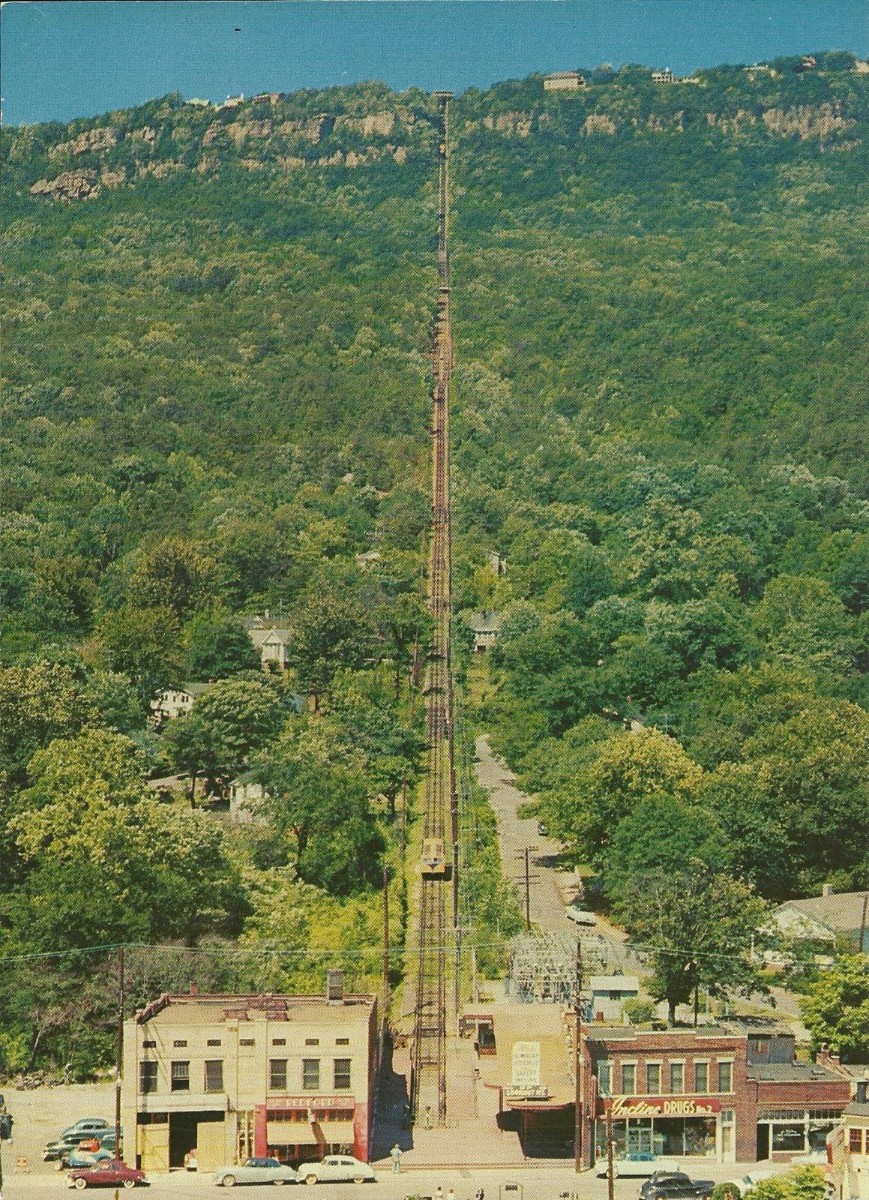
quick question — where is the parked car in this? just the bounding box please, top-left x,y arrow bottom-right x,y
300,1156 -> 375,1184
565,905 -> 596,926
62,1119 -> 111,1140
63,1149 -> 115,1171
44,1133 -> 89,1162
639,1171 -> 716,1200
214,1157 -> 299,1187
596,1154 -> 681,1178
99,1129 -> 122,1152
66,1159 -> 146,1189
537,821 -> 549,836
733,1169 -> 786,1195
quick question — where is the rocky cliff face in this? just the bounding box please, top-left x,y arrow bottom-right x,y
13,70 -> 868,203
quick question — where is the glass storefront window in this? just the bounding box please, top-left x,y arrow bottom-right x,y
771,1124 -> 806,1152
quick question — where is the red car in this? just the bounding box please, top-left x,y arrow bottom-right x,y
66,1159 -> 147,1189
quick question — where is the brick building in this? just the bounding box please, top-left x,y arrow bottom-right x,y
578,1020 -> 850,1168
122,985 -> 378,1173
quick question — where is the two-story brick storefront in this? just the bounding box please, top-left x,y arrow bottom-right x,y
578,1020 -> 850,1168
122,986 -> 378,1173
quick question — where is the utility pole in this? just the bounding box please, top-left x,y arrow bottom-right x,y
516,847 -> 539,931
382,867 -> 390,1022
574,938 -> 584,1173
858,892 -> 868,953
115,944 -> 125,1163
606,1103 -> 615,1200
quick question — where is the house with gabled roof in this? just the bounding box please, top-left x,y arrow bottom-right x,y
773,889 -> 869,955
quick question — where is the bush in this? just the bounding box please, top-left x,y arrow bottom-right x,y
623,997 -> 656,1024
712,1184 -> 741,1200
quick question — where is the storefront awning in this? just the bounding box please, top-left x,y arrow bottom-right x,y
316,1121 -> 355,1142
267,1123 -> 320,1146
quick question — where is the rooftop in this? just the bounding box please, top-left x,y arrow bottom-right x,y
776,890 -> 869,935
135,992 -> 376,1027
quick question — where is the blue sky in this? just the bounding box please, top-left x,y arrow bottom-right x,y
2,0 -> 867,127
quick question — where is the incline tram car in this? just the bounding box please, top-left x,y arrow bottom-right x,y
418,837 -> 450,878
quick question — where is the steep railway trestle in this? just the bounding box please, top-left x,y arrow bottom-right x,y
411,90 -> 455,1128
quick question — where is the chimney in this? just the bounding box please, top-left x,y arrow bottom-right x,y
327,970 -> 344,1003
856,1078 -> 869,1104
822,883 -> 834,896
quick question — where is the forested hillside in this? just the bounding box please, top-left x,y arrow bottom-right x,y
1,54 -> 868,1072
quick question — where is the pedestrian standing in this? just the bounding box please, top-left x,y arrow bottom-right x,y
435,1186 -> 444,1200
447,1188 -> 456,1200
476,1189 -> 485,1200
390,1144 -> 403,1174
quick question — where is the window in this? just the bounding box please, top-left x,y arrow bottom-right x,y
207,1039 -> 222,1047
140,1061 -> 158,1094
305,1038 -> 320,1046
717,1061 -> 733,1093
849,1128 -> 864,1153
173,1040 -> 188,1048
171,1061 -> 190,1092
240,1038 -> 255,1047
669,1062 -> 685,1093
142,1040 -> 156,1049
333,1059 -> 351,1090
303,1059 -> 320,1091
620,1063 -> 636,1095
204,1060 -> 224,1093
270,1059 -> 288,1090
597,1061 -> 612,1097
336,1038 -> 349,1046
272,1038 -> 286,1046
646,1063 -> 661,1094
694,1061 -> 709,1093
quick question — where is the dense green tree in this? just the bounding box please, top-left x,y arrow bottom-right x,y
615,864 -> 769,1024
799,955 -> 869,1062
566,727 -> 705,868
163,675 -> 289,798
184,611 -> 261,679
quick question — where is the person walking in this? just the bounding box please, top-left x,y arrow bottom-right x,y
447,1188 -> 456,1200
435,1186 -> 444,1200
390,1144 -> 402,1174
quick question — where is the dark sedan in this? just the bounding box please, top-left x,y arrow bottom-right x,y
639,1171 -> 715,1200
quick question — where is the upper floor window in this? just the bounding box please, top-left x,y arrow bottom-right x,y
717,1061 -> 733,1093
303,1059 -> 320,1091
334,1059 -> 351,1090
171,1061 -> 190,1092
204,1060 -> 224,1093
694,1061 -> 709,1093
597,1060 -> 611,1097
646,1063 -> 661,1094
620,1063 -> 636,1095
270,1059 -> 288,1090
669,1063 -> 685,1094
140,1061 -> 158,1094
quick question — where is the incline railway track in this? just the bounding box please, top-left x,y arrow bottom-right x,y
411,90 -> 454,1128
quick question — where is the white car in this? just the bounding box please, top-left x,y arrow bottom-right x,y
596,1156 -> 681,1178
734,1169 -> 786,1195
565,905 -> 596,926
214,1157 -> 299,1186
300,1156 -> 375,1185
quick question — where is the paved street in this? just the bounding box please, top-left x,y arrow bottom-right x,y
0,1159 -> 777,1200
472,736 -> 639,976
